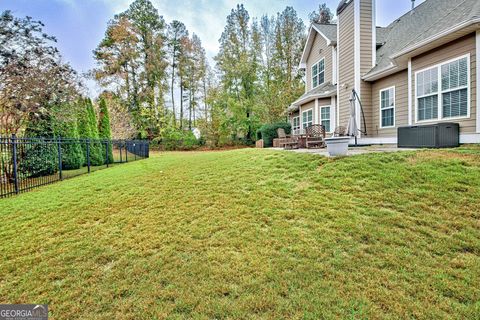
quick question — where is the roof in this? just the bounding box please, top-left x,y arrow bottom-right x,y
365,0 -> 480,78
299,23 -> 337,69
312,23 -> 337,43
288,82 -> 337,112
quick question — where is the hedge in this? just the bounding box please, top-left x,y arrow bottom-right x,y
256,122 -> 291,147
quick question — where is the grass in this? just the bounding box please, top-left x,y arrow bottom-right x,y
0,147 -> 480,319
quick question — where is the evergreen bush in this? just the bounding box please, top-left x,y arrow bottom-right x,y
256,122 -> 291,147
98,97 -> 114,164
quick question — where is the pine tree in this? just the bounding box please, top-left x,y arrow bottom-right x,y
98,96 -> 114,164
56,117 -> 84,170
77,99 -> 104,166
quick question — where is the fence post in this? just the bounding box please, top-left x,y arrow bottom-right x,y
57,137 -> 63,180
134,143 -> 137,161
119,141 -> 123,163
11,134 -> 19,194
86,139 -> 91,173
125,142 -> 128,163
105,140 -> 109,168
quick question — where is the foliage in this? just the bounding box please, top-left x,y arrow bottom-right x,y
2,148 -> 480,318
77,99 -> 104,166
256,122 -> 291,147
20,113 -> 58,177
0,10 -> 81,135
55,118 -> 84,170
98,96 -> 114,164
309,3 -> 335,24
152,128 -> 200,151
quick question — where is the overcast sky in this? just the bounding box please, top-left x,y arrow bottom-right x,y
1,0 -> 424,96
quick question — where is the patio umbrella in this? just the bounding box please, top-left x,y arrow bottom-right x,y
347,89 -> 359,145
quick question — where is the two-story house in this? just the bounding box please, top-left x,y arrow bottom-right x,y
288,0 -> 480,144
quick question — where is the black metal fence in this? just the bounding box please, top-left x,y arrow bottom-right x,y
0,135 -> 149,198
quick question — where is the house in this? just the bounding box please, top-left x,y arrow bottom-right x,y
288,0 -> 480,144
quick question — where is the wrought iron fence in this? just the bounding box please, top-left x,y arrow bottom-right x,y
0,135 -> 149,198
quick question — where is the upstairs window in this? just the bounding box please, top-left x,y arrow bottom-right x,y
380,87 -> 395,128
416,55 -> 469,122
312,58 -> 325,88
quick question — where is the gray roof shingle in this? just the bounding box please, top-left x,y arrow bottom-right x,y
366,0 -> 480,76
312,23 -> 337,42
288,82 -> 337,112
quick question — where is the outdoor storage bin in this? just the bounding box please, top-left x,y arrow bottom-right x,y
397,123 -> 459,148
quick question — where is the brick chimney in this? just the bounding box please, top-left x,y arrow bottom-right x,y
336,0 -> 375,137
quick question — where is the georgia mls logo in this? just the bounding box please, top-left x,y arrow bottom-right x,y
0,304 -> 48,320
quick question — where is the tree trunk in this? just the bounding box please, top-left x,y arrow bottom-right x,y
171,51 -> 176,124
180,77 -> 183,130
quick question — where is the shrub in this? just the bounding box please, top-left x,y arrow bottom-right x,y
98,97 -> 114,164
154,129 -> 200,151
78,99 -> 104,166
56,119 -> 84,170
256,122 -> 291,147
21,113 -> 58,177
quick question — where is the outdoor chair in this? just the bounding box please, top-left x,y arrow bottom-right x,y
305,124 -> 326,149
276,128 -> 292,148
333,126 -> 347,137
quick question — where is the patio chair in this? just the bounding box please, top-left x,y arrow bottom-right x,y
284,135 -> 299,149
333,126 -> 347,137
276,128 -> 291,148
305,124 -> 326,149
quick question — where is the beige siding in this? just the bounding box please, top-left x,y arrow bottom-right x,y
359,0 -> 373,136
306,33 -> 333,91
338,1 -> 355,128
371,70 -> 408,137
411,33 -> 477,134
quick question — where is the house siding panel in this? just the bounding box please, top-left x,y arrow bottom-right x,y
338,1 -> 355,129
359,0 -> 373,136
371,70 -> 408,137
306,33 -> 333,91
411,33 -> 477,134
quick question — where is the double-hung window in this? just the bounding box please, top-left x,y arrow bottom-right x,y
416,55 -> 469,122
302,109 -> 313,130
320,106 -> 331,132
379,87 -> 395,128
312,58 -> 325,88
292,116 -> 300,134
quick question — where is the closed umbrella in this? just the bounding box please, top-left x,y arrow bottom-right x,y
347,89 -> 358,144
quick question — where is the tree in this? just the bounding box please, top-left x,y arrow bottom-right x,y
167,20 -> 188,125
102,92 -> 137,139
215,4 -> 261,144
0,10 -> 81,135
98,96 -> 114,164
56,117 -> 84,170
77,99 -> 104,166
309,3 -> 334,24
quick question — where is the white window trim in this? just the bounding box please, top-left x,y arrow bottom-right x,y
292,116 -> 300,135
379,86 -> 396,128
311,57 -> 325,89
302,108 -> 314,130
414,53 -> 471,124
320,105 -> 332,133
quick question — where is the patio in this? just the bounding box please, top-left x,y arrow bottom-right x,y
273,144 -> 416,157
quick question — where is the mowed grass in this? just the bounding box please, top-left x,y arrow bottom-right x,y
1,147 -> 480,319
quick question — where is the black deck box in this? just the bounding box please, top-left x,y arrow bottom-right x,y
397,123 -> 459,148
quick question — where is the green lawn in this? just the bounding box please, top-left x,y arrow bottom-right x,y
1,147 -> 480,319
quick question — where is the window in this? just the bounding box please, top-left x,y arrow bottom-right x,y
292,116 -> 300,134
379,87 -> 395,128
302,109 -> 313,129
312,58 -> 325,88
416,55 -> 469,122
320,106 -> 331,132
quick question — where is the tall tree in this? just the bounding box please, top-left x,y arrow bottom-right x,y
215,4 -> 261,143
309,3 -> 334,24
167,20 -> 188,125
0,10 -> 81,135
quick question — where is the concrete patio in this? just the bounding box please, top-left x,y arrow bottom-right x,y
272,144 -> 417,157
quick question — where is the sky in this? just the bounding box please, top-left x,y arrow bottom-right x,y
1,0 -> 425,96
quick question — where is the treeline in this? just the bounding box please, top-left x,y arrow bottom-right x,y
1,2 -> 333,148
